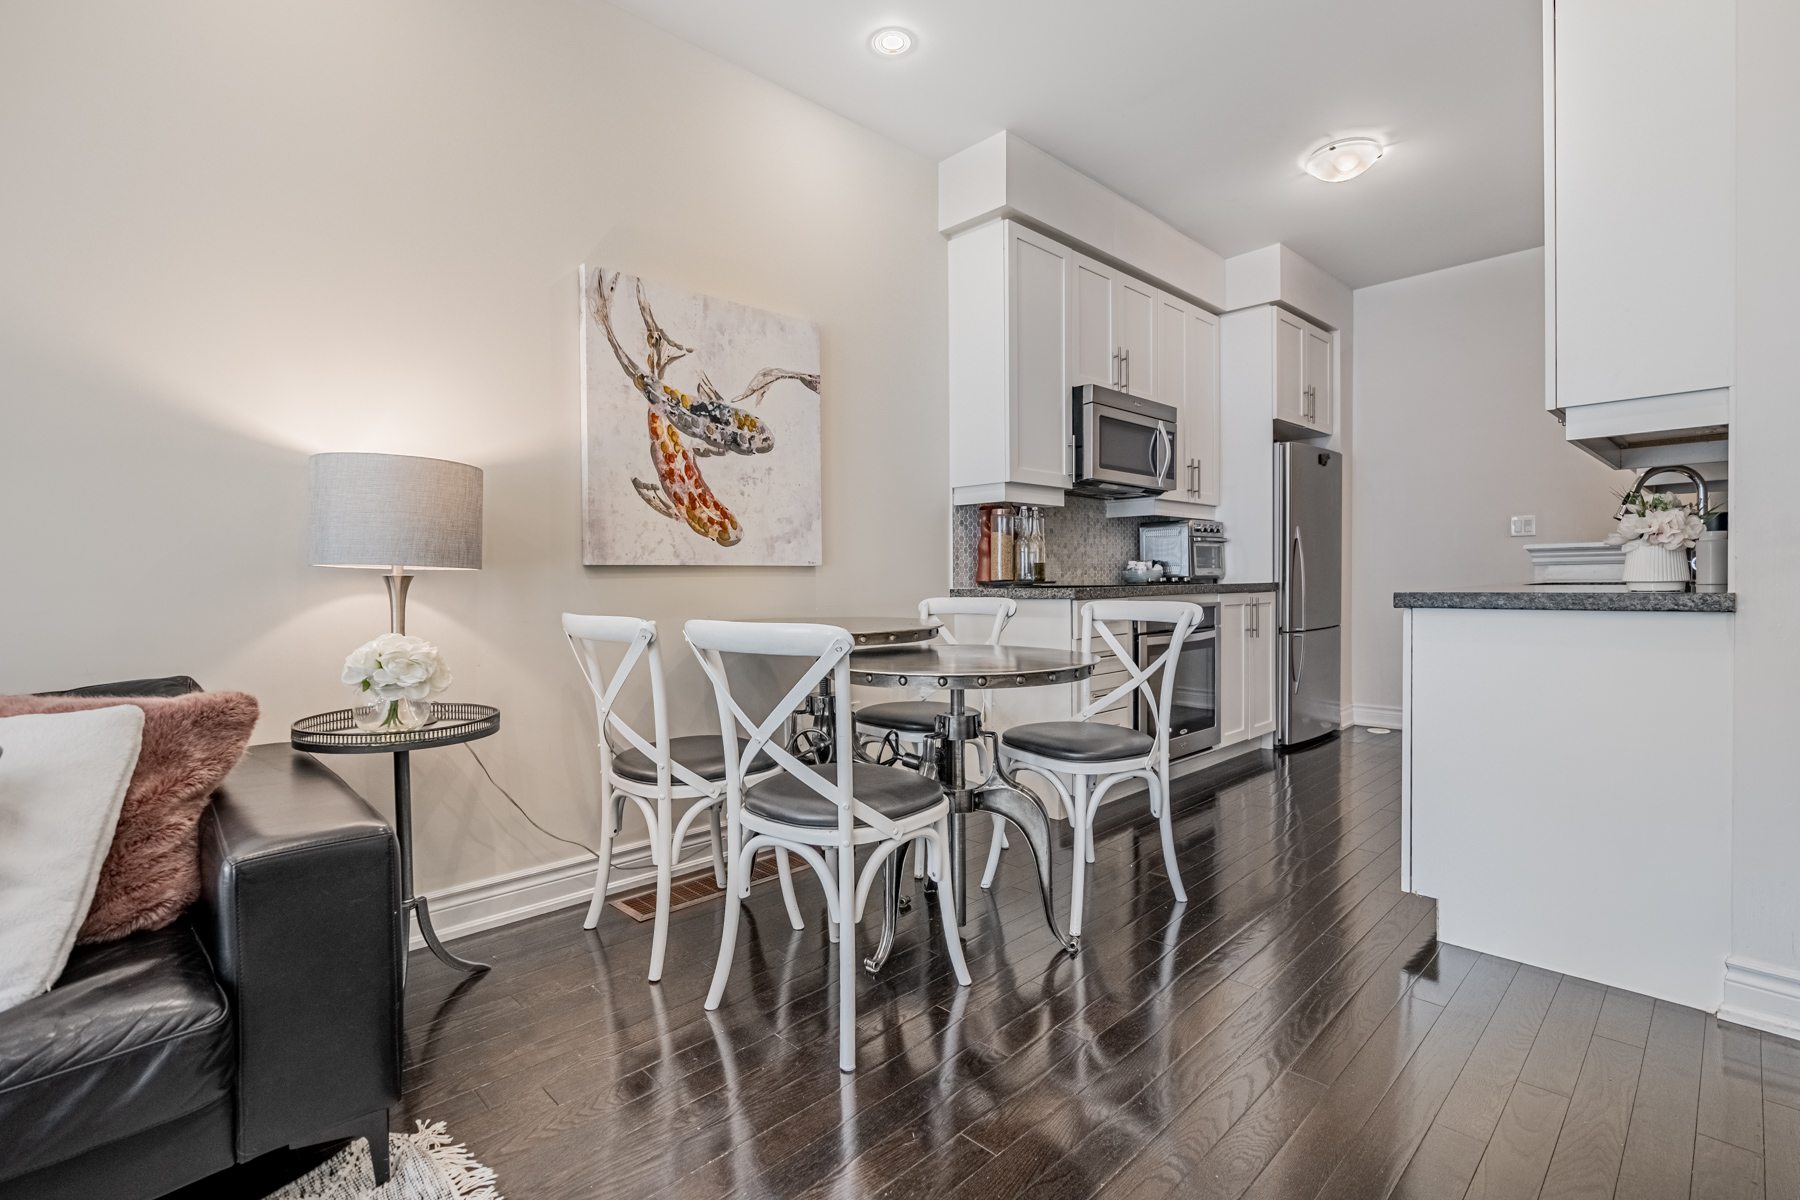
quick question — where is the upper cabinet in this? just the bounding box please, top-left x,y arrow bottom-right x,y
1547,0 -> 1733,462
949,220 -> 1075,504
1233,304 -> 1336,439
950,219 -> 1222,509
1157,296 -> 1221,507
1069,251 -> 1160,399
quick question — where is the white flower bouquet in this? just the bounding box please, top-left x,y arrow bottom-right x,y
342,634 -> 453,731
1605,490 -> 1704,551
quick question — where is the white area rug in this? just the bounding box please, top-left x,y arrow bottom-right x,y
266,1123 -> 499,1200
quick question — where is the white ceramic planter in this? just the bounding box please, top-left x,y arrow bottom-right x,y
1622,541 -> 1691,591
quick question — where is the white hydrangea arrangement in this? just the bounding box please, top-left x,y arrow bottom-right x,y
343,634 -> 453,730
1605,490 -> 1704,551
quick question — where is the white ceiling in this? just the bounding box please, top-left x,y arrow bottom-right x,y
606,0 -> 1545,289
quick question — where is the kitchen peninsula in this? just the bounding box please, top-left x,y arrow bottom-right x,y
1397,588 -> 1735,1011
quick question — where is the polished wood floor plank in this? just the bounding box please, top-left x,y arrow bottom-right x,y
1434,964 -> 1561,1143
1702,1018 -> 1768,1155
1764,1035 -> 1800,1112
1615,999 -> 1706,1200
1594,986 -> 1655,1049
1310,954 -> 1519,1200
1464,1080 -> 1570,1200
1764,1102 -> 1800,1200
1233,993 -> 1446,1200
1391,1122 -> 1487,1200
1693,1133 -> 1766,1200
1536,1033 -> 1643,1200
1518,977 -> 1606,1097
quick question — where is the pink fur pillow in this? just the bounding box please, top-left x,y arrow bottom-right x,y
0,691 -> 259,942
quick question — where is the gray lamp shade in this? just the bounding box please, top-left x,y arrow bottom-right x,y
309,453 -> 483,570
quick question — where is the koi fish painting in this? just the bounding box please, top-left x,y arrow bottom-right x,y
580,267 -> 822,565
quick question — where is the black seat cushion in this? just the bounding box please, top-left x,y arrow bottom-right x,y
744,763 -> 944,828
0,922 -> 232,1182
1001,720 -> 1155,763
856,701 -> 949,735
612,735 -> 774,785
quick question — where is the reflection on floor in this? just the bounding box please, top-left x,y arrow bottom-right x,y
388,730 -> 1796,1200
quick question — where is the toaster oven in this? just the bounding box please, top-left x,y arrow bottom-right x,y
1138,520 -> 1226,583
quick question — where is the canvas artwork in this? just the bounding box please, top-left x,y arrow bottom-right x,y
580,266 -> 822,566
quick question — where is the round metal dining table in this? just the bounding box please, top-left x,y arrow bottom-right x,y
849,642 -> 1097,961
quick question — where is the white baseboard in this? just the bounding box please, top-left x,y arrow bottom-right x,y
410,827 -> 716,951
1720,957 -> 1800,1037
1348,704 -> 1404,730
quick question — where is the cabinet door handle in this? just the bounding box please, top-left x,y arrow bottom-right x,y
1112,348 -> 1121,387
1196,457 -> 1202,498
1122,348 -> 1130,391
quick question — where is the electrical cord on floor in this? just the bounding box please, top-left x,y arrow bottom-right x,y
464,743 -> 598,858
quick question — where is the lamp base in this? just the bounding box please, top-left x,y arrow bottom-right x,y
384,572 -> 414,635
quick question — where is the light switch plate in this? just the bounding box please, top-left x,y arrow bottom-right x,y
1510,515 -> 1537,537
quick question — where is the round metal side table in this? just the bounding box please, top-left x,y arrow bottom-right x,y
292,703 -> 501,975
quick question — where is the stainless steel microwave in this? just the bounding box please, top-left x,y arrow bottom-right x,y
1072,385 -> 1177,496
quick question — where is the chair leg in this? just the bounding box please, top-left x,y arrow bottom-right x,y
1070,776 -> 1090,938
979,812 -> 1007,890
826,848 -> 842,943
707,838 -> 757,1010
931,825 -> 972,987
838,843 -> 857,1072
648,793 -> 678,981
583,790 -> 622,930
1155,772 -> 1187,903
777,848 -> 805,930
707,804 -> 727,888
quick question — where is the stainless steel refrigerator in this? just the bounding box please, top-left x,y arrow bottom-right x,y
1275,444 -> 1343,748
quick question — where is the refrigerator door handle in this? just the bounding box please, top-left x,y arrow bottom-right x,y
1291,630 -> 1305,693
1288,529 -> 1307,632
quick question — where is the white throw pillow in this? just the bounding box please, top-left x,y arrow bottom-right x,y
0,706 -> 145,1013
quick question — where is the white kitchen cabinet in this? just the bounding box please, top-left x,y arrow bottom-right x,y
1112,293 -> 1220,518
1219,592 -> 1277,747
1234,304 -> 1335,439
1069,249 -> 1162,399
1116,275 -> 1158,400
1245,594 -> 1276,738
1218,596 -> 1248,746
948,219 -> 1076,503
1548,0 -> 1733,414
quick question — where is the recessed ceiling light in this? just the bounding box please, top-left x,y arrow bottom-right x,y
1303,137 -> 1385,183
870,27 -> 914,56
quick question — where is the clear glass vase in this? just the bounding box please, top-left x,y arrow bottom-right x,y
351,693 -> 433,733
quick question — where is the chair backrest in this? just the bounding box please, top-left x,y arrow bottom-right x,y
685,620 -> 901,842
563,612 -> 716,795
1075,601 -> 1205,755
918,596 -> 1017,647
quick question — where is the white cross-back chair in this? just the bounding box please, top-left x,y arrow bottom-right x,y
686,619 -> 970,1073
564,613 -> 793,983
854,596 -> 1016,766
996,601 -> 1203,938
855,597 -> 1017,879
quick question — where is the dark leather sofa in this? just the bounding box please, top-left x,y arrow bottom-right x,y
0,677 -> 403,1199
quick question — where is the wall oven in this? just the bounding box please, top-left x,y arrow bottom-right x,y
1133,606 -> 1220,760
1073,384 -> 1178,496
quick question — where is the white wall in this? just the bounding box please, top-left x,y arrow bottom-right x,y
1348,248 -> 1633,720
1722,0 -> 1800,1032
0,3 -> 947,909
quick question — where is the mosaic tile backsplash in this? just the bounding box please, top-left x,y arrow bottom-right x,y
951,496 -> 1161,588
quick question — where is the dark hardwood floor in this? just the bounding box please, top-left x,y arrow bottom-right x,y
384,729 -> 1798,1200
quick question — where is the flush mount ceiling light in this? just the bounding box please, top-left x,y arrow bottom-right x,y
870,27 -> 914,56
1303,137 -> 1385,183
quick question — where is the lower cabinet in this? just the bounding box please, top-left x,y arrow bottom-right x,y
1220,593 -> 1277,747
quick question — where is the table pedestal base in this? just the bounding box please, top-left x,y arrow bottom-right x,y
395,752 -> 490,975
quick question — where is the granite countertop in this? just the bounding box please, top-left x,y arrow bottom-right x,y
1395,588 -> 1735,612
951,580 -> 1277,601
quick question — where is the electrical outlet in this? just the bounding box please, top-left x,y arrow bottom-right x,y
1510,515 -> 1537,537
